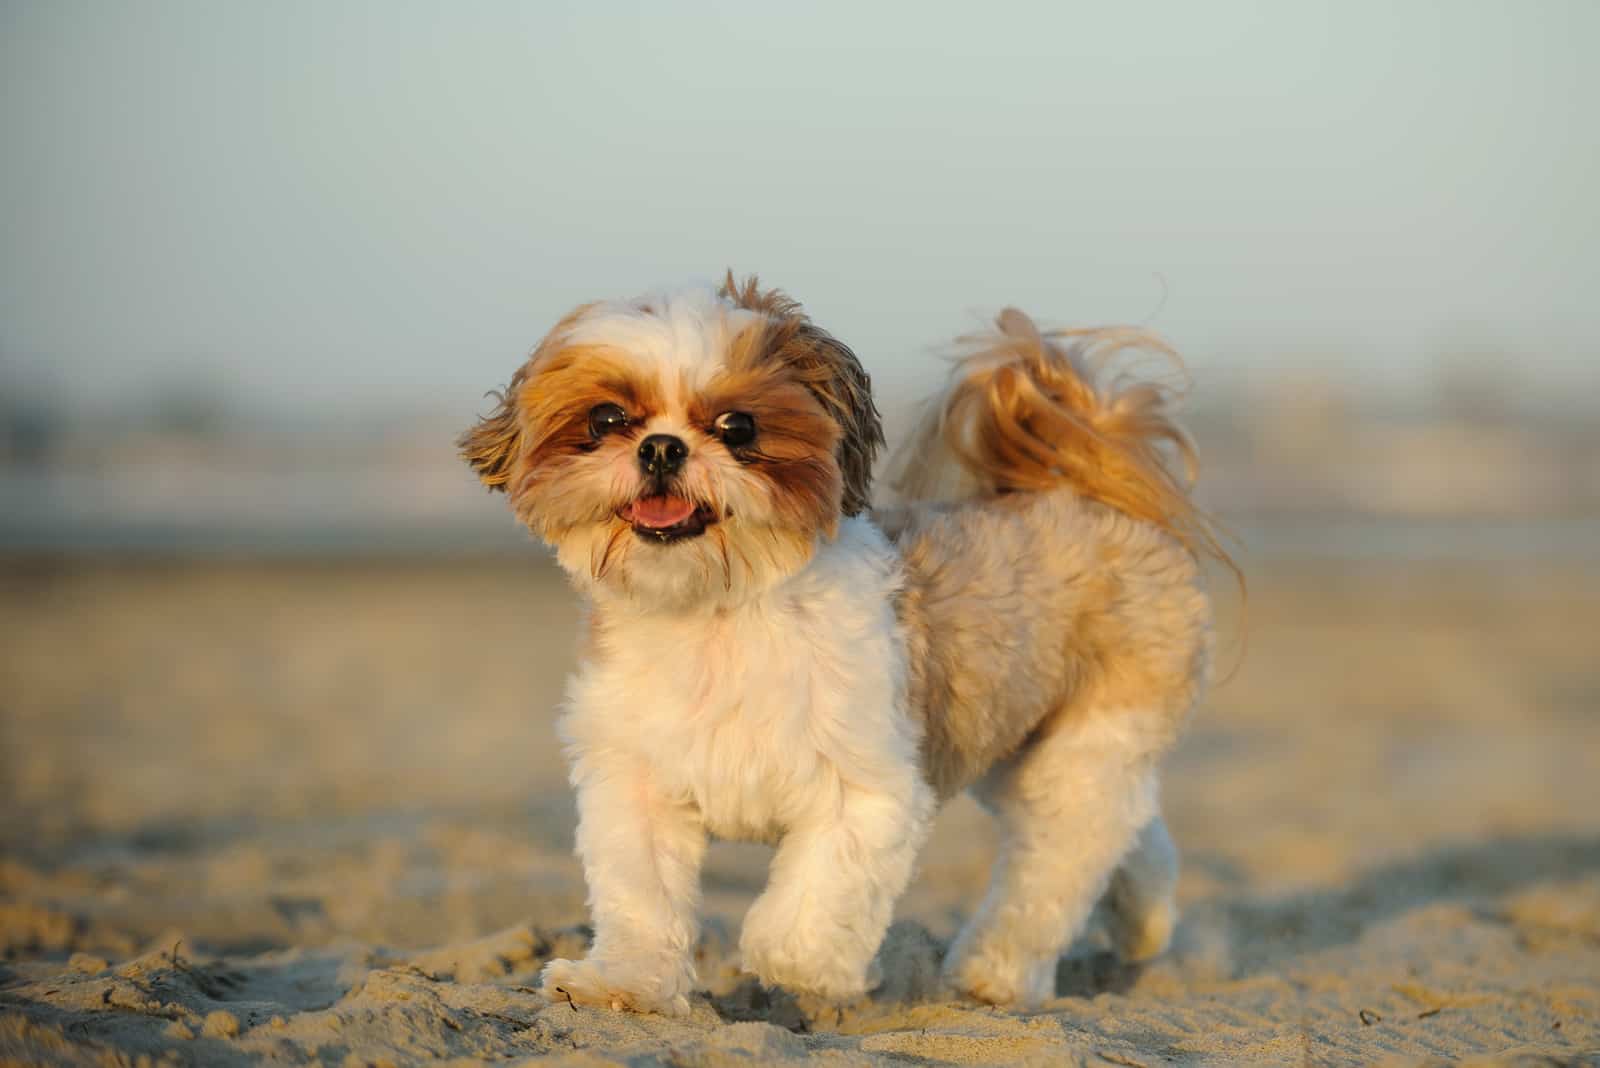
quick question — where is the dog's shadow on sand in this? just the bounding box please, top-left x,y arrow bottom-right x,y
714,829 -> 1600,1028
1184,829 -> 1600,977
707,917 -> 1148,1030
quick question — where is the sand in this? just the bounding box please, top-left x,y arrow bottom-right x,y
2,556 -> 1598,1067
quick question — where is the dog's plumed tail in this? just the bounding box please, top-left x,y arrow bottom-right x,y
893,308 -> 1235,572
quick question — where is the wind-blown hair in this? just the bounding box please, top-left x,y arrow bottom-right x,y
892,308 -> 1238,579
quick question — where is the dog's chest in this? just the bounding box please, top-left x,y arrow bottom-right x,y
566,519 -> 914,842
608,613 -> 839,839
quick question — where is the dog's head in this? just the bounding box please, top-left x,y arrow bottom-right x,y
461,274 -> 882,607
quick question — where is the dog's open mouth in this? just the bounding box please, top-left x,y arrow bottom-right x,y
620,495 -> 715,543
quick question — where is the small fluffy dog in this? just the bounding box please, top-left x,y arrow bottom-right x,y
460,274 -> 1230,1014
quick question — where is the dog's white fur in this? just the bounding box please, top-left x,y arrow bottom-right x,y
462,278 -> 1224,1015
550,515 -> 931,1014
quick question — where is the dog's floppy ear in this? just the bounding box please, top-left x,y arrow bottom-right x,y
720,271 -> 884,516
458,368 -> 527,492
461,303 -> 597,495
786,321 -> 881,517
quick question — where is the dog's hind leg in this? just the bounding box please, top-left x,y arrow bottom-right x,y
942,706 -> 1174,1007
1102,813 -> 1180,963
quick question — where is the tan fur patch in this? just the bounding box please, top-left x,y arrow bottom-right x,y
889,493 -> 1211,800
458,304 -> 601,494
891,307 -> 1238,587
720,273 -> 883,516
690,362 -> 844,538
511,346 -> 666,497
882,307 -> 1225,797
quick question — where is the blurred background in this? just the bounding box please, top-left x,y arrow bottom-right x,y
3,0 -> 1597,557
3,0 -> 1599,1027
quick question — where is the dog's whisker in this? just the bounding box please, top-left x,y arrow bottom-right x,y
594,523 -> 628,581
712,527 -> 732,591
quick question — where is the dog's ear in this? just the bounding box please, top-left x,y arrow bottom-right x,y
783,323 -> 881,517
458,369 -> 526,492
720,272 -> 884,516
461,304 -> 598,496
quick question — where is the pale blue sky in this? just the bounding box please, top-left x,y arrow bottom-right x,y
3,0 -> 1596,421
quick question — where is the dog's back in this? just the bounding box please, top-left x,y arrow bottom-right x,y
883,308 -> 1231,1004
883,308 -> 1229,799
890,490 -> 1209,800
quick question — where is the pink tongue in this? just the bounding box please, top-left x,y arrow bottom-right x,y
628,495 -> 696,529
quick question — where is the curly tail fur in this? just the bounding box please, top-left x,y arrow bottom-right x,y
893,308 -> 1237,576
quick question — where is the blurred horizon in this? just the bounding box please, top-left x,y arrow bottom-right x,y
3,1 -> 1596,556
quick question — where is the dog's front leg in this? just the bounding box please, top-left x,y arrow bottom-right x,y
740,776 -> 933,1000
540,748 -> 706,1016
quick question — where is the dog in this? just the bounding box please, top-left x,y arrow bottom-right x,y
459,273 -> 1230,1015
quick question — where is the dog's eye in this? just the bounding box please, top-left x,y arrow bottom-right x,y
587,403 -> 629,439
714,411 -> 757,448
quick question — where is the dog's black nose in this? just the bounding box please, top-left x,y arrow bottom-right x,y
637,434 -> 688,477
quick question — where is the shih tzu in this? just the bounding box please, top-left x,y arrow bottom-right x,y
460,274 -> 1231,1015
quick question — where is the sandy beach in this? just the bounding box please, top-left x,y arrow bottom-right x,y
3,555 -> 1598,1066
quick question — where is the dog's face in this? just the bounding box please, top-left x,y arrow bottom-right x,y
461,277 -> 882,607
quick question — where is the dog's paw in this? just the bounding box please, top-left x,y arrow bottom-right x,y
1106,895 -> 1177,964
942,946 -> 1054,1008
739,897 -> 880,1000
539,955 -> 694,1017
